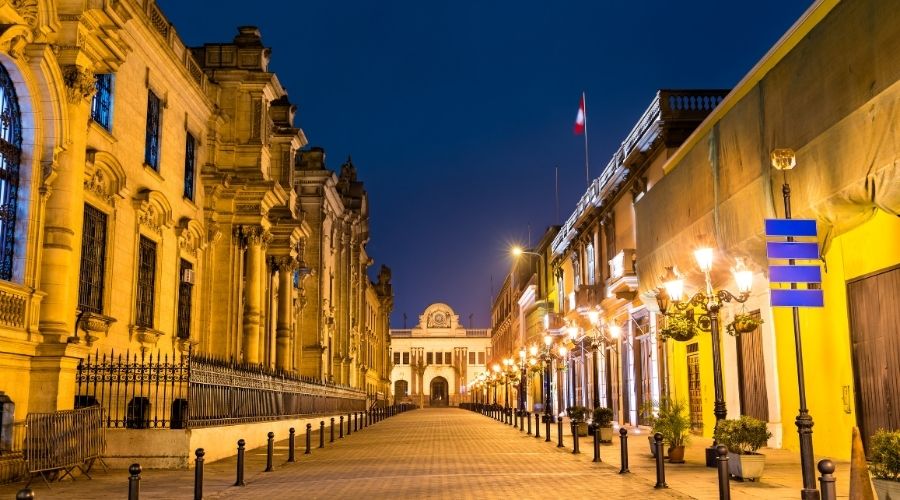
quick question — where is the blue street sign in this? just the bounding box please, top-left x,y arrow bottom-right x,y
769,265 -> 822,283
764,219 -> 817,237
771,289 -> 825,308
766,242 -> 820,260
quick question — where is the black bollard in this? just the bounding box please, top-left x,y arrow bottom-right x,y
355,412 -> 359,431
592,426 -> 601,462
347,413 -> 352,435
654,433 -> 667,489
194,448 -> 205,500
572,422 -> 580,454
545,416 -> 551,442
818,459 -> 836,500
330,417 -> 335,442
235,439 -> 246,486
288,427 -> 296,462
265,432 -> 275,472
619,428 -> 630,473
557,419 -> 565,448
535,413 -> 540,438
716,445 -> 731,500
527,411 -> 532,435
15,489 -> 34,500
305,423 -> 312,454
319,421 -> 326,448
520,411 -> 524,432
128,463 -> 142,500
339,416 -> 344,438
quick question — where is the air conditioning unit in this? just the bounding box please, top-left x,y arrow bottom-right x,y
181,268 -> 195,284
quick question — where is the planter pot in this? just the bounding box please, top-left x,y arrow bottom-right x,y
576,421 -> 589,437
648,436 -> 668,458
668,445 -> 685,463
599,426 -> 613,443
873,478 -> 900,500
728,452 -> 766,481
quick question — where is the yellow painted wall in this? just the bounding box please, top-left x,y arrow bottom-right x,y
773,209 -> 900,460
664,314 -> 720,439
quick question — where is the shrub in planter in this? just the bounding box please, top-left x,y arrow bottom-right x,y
869,429 -> 900,500
567,405 -> 590,436
660,314 -> 697,342
714,416 -> 772,480
658,399 -> 691,463
592,407 -> 614,442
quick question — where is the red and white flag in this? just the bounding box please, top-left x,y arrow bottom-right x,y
573,95 -> 586,135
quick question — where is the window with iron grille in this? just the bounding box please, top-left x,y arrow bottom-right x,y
135,236 -> 157,328
90,74 -> 113,130
0,64 -> 22,280
144,91 -> 161,170
393,352 -> 400,365
78,204 -> 107,314
176,259 -> 193,339
183,133 -> 195,200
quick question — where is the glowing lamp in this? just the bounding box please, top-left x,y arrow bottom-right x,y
587,310 -> 600,325
694,247 -> 714,273
732,258 -> 754,294
609,324 -> 621,339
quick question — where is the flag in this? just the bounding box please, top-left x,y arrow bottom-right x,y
573,94 -> 585,135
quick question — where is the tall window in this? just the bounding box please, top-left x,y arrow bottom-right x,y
176,259 -> 193,339
0,64 -> 22,280
468,352 -> 476,365
144,91 -> 161,170
90,74 -> 113,130
585,244 -> 595,285
573,254 -> 582,288
393,352 -> 401,365
78,204 -> 107,313
402,352 -> 409,364
435,352 -> 443,364
426,352 -> 433,365
183,133 -> 195,200
604,213 -> 616,281
135,236 -> 157,328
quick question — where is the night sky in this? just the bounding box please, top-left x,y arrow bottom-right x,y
159,0 -> 812,328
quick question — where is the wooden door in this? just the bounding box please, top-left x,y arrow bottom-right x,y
736,310 -> 769,421
847,266 -> 900,449
687,343 -> 704,433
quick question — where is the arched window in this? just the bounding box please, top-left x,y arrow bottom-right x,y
0,64 -> 22,281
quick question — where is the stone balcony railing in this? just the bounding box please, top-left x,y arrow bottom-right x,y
606,248 -> 639,300
0,280 -> 42,337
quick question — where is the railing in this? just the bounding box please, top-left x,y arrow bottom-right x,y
0,420 -> 24,456
24,406 -> 104,477
466,329 -> 490,337
75,349 -> 367,429
390,329 -> 412,337
136,0 -> 208,93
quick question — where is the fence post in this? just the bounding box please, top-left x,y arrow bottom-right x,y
618,428 -> 630,473
128,463 -> 141,500
319,421 -> 325,448
557,419 -> 564,448
716,445 -> 731,500
330,417 -> 335,442
235,439 -> 246,486
527,411 -> 532,435
654,433 -> 667,489
305,423 -> 312,454
592,425 -> 601,463
265,432 -> 275,472
288,428 -> 296,462
339,416 -> 344,438
818,459 -> 836,500
194,448 -> 205,500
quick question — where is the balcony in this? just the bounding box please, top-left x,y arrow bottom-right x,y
574,284 -> 605,312
606,248 -> 638,300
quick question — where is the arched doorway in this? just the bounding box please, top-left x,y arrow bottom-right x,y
394,380 -> 408,400
430,376 -> 449,407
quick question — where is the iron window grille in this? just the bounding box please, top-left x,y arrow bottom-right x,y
78,204 -> 108,314
135,236 -> 157,328
144,91 -> 161,171
176,259 -> 193,339
183,133 -> 195,201
0,64 -> 21,281
90,74 -> 113,130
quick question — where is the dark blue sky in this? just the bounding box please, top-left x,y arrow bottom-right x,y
159,0 -> 812,328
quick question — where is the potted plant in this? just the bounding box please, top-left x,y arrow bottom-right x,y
567,405 -> 590,436
714,415 -> 772,480
726,312 -> 763,336
658,398 -> 691,463
869,429 -> 900,500
592,407 -> 614,443
640,400 -> 662,457
660,314 -> 697,342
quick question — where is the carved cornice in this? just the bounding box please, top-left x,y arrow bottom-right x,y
62,65 -> 96,103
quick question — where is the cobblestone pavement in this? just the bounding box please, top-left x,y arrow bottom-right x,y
2,408 -> 852,499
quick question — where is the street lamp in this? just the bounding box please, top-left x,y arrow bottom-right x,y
656,246 -> 752,465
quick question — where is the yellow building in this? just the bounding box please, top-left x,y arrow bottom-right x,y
635,0 -> 900,460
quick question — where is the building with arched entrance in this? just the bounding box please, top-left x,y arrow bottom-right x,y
390,303 -> 491,407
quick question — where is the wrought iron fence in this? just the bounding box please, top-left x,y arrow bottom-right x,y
75,349 -> 367,429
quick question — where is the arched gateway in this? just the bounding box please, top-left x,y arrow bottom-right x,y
430,377 -> 449,407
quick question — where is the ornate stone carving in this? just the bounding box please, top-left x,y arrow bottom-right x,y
275,256 -> 296,273
129,325 -> 164,354
77,311 -> 117,346
10,0 -> 38,27
63,65 -> 96,103
138,204 -> 162,234
84,170 -> 114,204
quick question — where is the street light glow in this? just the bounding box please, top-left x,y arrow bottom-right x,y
511,246 -> 523,257
609,324 -> 621,339
587,310 -> 600,325
694,247 -> 714,273
732,257 -> 754,294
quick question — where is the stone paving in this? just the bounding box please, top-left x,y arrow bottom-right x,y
0,408 -> 852,499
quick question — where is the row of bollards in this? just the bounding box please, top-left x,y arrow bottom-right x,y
109,405 -> 415,500
466,403 -> 837,500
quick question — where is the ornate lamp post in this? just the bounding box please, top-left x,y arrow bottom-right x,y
518,348 -> 528,415
656,248 -> 753,464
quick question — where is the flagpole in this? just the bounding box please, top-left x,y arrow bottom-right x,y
583,91 -> 590,186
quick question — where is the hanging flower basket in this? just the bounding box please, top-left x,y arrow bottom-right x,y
726,313 -> 762,337
660,315 -> 697,342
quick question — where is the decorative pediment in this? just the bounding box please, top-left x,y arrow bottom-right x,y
132,189 -> 173,235
84,149 -> 128,204
176,217 -> 206,257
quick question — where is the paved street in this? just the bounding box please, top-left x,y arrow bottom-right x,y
2,407 -> 856,499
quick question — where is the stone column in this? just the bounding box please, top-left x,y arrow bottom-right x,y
242,227 -> 265,363
275,257 -> 295,370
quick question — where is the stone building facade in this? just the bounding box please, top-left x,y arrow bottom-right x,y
0,0 -> 393,463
